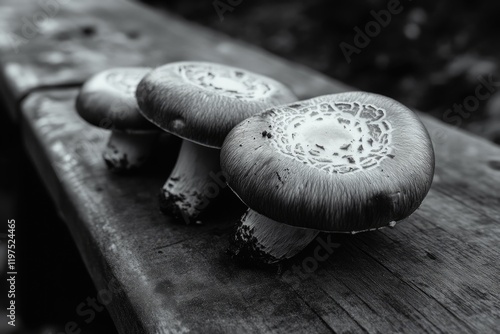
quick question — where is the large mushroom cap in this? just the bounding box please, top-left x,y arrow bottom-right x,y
221,92 -> 435,232
136,61 -> 297,148
76,67 -> 155,131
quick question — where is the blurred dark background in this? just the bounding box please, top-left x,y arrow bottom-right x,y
1,0 -> 499,333
146,0 -> 500,144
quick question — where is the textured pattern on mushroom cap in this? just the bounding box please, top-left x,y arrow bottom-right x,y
136,62 -> 297,148
268,100 -> 393,174
221,92 -> 435,232
76,67 -> 155,131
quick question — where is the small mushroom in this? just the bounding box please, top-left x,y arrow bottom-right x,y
136,61 -> 296,223
221,92 -> 435,264
76,67 -> 159,172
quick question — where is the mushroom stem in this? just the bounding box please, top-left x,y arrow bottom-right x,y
103,130 -> 158,172
160,140 -> 223,223
230,209 -> 320,264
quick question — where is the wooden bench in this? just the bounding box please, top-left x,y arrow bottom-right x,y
1,0 -> 499,333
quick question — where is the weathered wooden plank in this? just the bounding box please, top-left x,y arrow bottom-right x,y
2,0 -> 498,332
21,88 -> 500,334
21,89 -> 336,334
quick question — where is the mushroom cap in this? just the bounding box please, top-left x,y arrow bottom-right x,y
76,67 -> 156,131
220,92 -> 435,232
136,61 -> 297,148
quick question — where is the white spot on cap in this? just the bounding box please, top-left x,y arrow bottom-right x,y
170,118 -> 186,132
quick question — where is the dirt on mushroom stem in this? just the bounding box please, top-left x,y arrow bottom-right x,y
103,130 -> 159,173
228,209 -> 320,265
135,61 -> 298,223
159,139 -> 224,224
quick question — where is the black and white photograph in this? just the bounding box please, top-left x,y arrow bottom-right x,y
0,0 -> 499,333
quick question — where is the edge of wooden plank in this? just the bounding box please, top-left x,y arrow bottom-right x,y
4,0 -> 499,332
20,83 -> 500,333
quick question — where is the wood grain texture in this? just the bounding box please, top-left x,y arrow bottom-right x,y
3,0 -> 499,333
20,89 -> 500,333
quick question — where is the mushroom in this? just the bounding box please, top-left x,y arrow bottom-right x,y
221,92 -> 435,264
136,61 -> 297,223
76,67 -> 159,172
